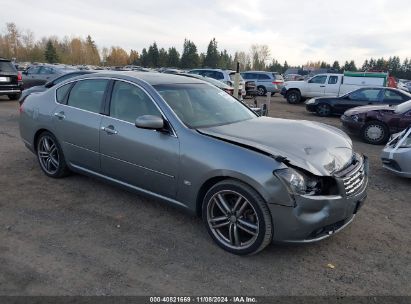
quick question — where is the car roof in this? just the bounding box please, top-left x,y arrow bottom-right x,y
75,71 -> 205,85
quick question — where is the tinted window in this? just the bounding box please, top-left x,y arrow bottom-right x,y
67,79 -> 108,113
241,73 -> 250,80
155,84 -> 256,128
110,81 -> 160,123
258,74 -> 271,80
39,67 -> 54,74
309,75 -> 327,84
188,70 -> 201,75
328,76 -> 338,84
383,90 -> 406,103
349,88 -> 381,101
27,66 -> 41,74
56,83 -> 72,103
0,61 -> 16,73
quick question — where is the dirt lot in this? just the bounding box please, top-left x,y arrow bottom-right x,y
0,95 -> 410,296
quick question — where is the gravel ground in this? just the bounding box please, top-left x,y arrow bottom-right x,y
0,95 -> 410,296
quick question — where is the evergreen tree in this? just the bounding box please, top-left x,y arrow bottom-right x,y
167,47 -> 180,67
180,39 -> 199,68
147,42 -> 159,67
332,60 -> 340,71
204,38 -> 219,68
44,40 -> 58,63
140,48 -> 149,67
158,48 -> 168,67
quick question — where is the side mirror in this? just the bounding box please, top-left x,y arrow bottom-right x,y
135,115 -> 164,130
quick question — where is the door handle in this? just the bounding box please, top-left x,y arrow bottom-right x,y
101,125 -> 118,135
54,111 -> 65,119
320,85 -> 326,87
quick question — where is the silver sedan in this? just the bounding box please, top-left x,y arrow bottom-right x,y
19,72 -> 368,255
381,127 -> 411,178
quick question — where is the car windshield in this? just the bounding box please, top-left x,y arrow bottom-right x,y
394,99 -> 411,113
154,83 -> 256,128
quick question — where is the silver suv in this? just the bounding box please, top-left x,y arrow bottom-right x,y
241,71 -> 284,96
188,69 -> 246,97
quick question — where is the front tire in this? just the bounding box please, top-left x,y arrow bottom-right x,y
257,86 -> 267,96
286,90 -> 301,104
36,131 -> 70,178
316,103 -> 332,116
202,179 -> 273,255
362,121 -> 390,145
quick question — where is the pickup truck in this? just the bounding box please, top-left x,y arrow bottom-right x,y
281,72 -> 389,104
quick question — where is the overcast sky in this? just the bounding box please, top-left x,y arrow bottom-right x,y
1,0 -> 410,65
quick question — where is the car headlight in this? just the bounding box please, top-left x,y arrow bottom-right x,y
275,168 -> 322,196
305,98 -> 315,105
349,114 -> 360,122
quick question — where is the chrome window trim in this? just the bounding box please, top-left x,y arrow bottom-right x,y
53,76 -> 178,138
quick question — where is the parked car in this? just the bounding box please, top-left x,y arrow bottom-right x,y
281,72 -> 390,104
20,72 -> 368,255
244,80 -> 258,97
305,87 -> 411,116
188,69 -> 246,97
341,99 -> 411,145
0,58 -> 23,100
381,126 -> 411,178
398,79 -> 411,93
19,70 -> 96,105
178,73 -> 235,94
241,71 -> 284,96
22,64 -> 77,89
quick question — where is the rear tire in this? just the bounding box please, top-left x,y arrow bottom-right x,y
362,121 -> 390,145
36,131 -> 70,178
286,90 -> 301,104
202,179 -> 273,255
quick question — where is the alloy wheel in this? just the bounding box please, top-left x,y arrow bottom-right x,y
206,190 -> 259,250
365,124 -> 384,142
37,135 -> 60,175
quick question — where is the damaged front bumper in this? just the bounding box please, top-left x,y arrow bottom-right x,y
269,155 -> 369,243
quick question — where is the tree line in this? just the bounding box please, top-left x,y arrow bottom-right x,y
1,22 -> 410,79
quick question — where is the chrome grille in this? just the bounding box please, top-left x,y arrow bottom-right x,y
342,160 -> 365,196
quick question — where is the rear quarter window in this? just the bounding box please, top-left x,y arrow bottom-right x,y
56,83 -> 73,104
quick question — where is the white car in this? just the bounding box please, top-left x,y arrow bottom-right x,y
188,69 -> 246,98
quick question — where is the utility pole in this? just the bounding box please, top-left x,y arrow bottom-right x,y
233,62 -> 240,99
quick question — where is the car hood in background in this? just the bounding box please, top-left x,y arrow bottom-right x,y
198,117 -> 353,176
345,104 -> 393,115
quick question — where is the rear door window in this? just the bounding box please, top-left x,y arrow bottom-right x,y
258,74 -> 271,80
67,79 -> 108,113
328,76 -> 339,84
383,90 -> 407,103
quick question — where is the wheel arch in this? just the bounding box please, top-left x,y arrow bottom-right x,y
195,175 -> 270,217
33,128 -> 52,151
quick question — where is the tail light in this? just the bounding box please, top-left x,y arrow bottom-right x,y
17,71 -> 22,81
224,89 -> 234,95
272,81 -> 283,85
19,103 -> 24,113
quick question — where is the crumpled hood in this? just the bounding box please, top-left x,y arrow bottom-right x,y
345,104 -> 393,115
198,117 -> 353,176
